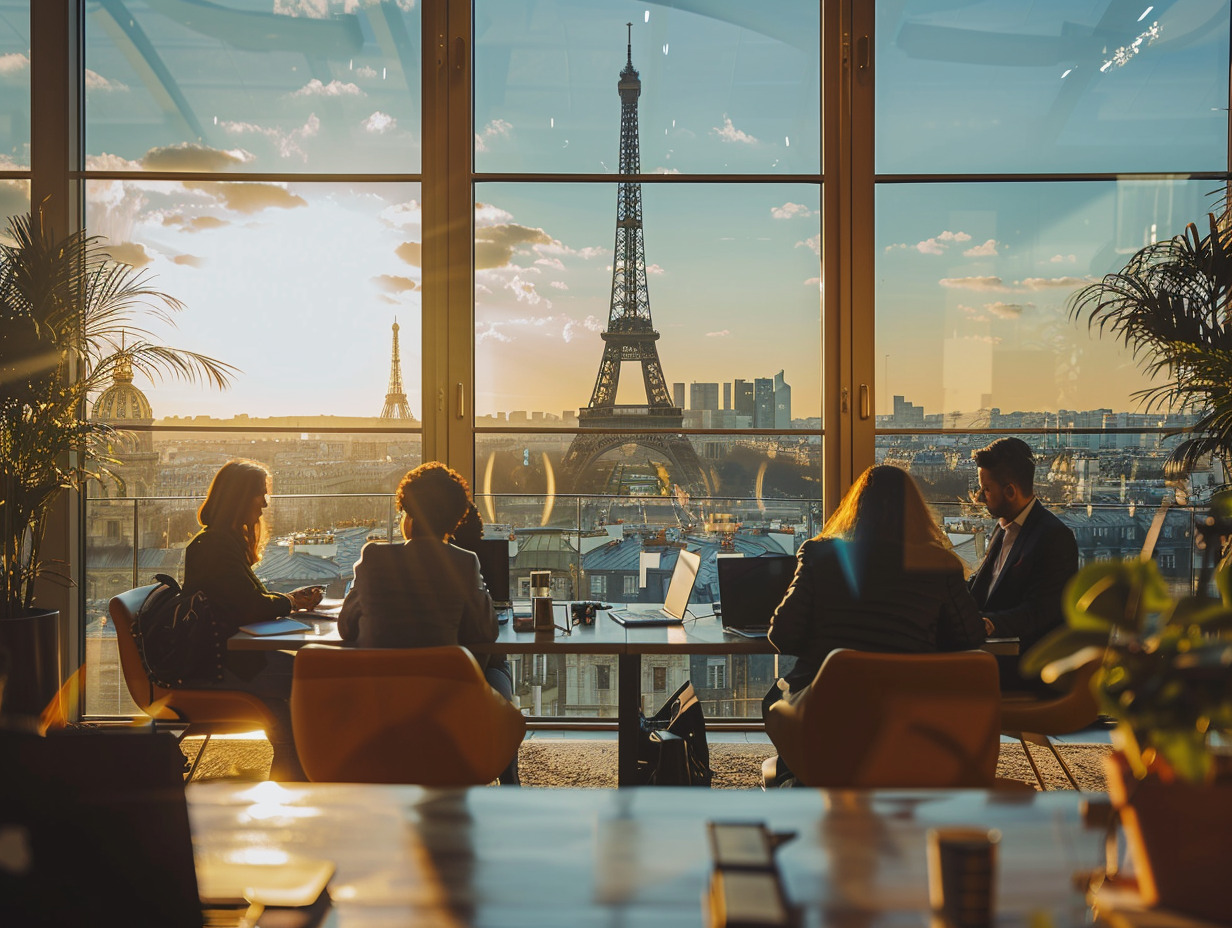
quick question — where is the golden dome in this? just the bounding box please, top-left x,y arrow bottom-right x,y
92,356 -> 153,421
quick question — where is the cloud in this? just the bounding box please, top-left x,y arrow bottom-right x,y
362,111 -> 396,133
506,274 -> 550,306
963,238 -> 999,257
381,200 -> 421,230
290,79 -> 363,98
0,180 -> 25,219
475,202 -> 515,226
916,238 -> 946,255
164,214 -> 231,233
475,118 -> 513,152
939,276 -> 1008,292
85,70 -> 128,93
355,65 -> 378,79
477,322 -> 513,344
705,330 -> 731,337
1017,276 -> 1088,290
0,53 -> 28,77
962,334 -> 1003,344
274,0 -> 416,16
771,202 -> 814,219
985,301 -> 1026,319
475,223 -> 552,269
220,114 -> 320,162
562,315 -> 602,342
651,167 -> 681,174
181,181 -> 307,215
396,241 -> 421,267
373,274 -> 418,293
886,230 -> 974,254
171,254 -> 205,267
549,280 -> 569,290
1050,254 -> 1077,264
535,256 -> 565,271
712,115 -> 758,144
103,242 -> 151,268
646,263 -> 665,275
804,276 -> 821,287
796,234 -> 821,256
141,143 -> 253,172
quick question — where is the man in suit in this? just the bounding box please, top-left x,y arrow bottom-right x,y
969,437 -> 1078,692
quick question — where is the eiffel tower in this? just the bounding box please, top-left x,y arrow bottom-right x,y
379,318 -> 413,419
562,26 -> 707,496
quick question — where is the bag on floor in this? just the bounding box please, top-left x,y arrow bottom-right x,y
637,680 -> 712,786
131,574 -> 225,688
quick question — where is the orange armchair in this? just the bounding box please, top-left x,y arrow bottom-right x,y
765,649 -> 1002,788
291,644 -> 526,785
110,585 -> 278,780
1000,656 -> 1101,790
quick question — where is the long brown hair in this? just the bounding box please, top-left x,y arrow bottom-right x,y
198,459 -> 271,565
817,465 -> 959,571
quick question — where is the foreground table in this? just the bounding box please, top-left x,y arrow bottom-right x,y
188,782 -> 1095,927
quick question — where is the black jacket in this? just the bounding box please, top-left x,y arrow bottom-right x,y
768,537 -> 987,693
967,500 -> 1078,657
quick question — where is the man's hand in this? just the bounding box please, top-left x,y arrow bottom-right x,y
982,616 -> 995,637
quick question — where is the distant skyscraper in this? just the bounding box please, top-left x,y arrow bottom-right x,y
734,379 -> 754,420
690,382 -> 719,413
723,382 -> 731,411
380,318 -> 413,420
773,370 -> 791,428
673,382 -> 685,408
754,378 -> 774,428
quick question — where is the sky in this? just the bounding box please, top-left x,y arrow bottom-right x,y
3,1 -> 1228,422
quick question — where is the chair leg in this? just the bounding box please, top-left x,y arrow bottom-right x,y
185,733 -> 212,782
1040,735 -> 1082,791
1014,734 -> 1048,790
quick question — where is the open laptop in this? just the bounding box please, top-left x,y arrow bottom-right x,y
0,729 -> 331,927
611,548 -> 701,627
471,538 -> 514,624
717,555 -> 796,638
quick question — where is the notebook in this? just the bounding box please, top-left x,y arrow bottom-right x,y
240,616 -> 313,636
716,555 -> 796,639
611,548 -> 701,626
0,729 -> 332,927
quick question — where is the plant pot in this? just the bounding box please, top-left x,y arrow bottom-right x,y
0,608 -> 62,720
1104,752 -> 1232,925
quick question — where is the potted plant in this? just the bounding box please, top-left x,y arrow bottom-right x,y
0,209 -> 234,720
1022,492 -> 1232,923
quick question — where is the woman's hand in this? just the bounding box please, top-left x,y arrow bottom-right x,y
288,586 -> 324,611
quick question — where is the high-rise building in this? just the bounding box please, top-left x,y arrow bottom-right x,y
773,370 -> 791,428
733,380 -> 754,420
672,382 -> 685,408
722,382 -> 731,411
690,382 -> 719,413
754,378 -> 774,428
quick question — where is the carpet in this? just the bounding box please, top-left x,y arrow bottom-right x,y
183,737 -> 1111,791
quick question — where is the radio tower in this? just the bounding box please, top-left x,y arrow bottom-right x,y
380,318 -> 413,419
562,25 -> 706,495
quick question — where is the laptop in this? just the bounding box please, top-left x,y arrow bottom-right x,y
0,729 -> 332,927
462,538 -> 513,623
716,555 -> 796,638
611,548 -> 701,627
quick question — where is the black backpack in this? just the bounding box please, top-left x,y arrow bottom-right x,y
637,680 -> 713,786
131,574 -> 225,688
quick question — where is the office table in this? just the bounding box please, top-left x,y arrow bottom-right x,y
228,609 -> 1018,786
187,781 -> 1096,927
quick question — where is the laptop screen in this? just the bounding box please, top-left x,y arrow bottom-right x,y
663,548 -> 702,619
717,555 -> 796,629
471,538 -> 511,603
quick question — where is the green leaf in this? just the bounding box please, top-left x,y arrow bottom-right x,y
1021,627 -> 1109,678
1063,560 -> 1171,632
1165,597 -> 1232,631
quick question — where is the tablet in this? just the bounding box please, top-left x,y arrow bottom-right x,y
239,617 -> 313,636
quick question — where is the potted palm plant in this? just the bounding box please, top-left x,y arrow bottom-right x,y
1022,492 -> 1232,923
0,209 -> 234,719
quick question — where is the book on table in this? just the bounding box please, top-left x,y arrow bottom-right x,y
239,617 -> 313,636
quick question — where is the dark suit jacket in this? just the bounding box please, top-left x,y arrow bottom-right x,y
968,500 -> 1078,660
768,537 -> 987,693
338,539 -> 499,667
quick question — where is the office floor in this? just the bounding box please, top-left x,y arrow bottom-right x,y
181,733 -> 1112,790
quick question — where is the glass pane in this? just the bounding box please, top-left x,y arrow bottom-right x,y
875,178 -> 1210,423
0,176 -> 29,229
877,0 -> 1230,174
85,180 -> 422,420
474,182 -> 821,446
85,1 -> 420,173
474,0 -> 820,174
0,1 -> 27,167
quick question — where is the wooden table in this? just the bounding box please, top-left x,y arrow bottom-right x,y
187,782 -> 1096,927
228,608 -> 1018,786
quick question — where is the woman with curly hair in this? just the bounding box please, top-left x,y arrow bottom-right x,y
339,462 -> 519,784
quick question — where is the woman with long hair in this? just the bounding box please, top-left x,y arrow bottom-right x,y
765,465 -> 985,714
184,459 -> 318,780
339,462 -> 519,784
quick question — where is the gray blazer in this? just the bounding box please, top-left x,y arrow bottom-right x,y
338,539 -> 499,664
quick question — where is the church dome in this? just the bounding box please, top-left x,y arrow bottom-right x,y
92,355 -> 153,421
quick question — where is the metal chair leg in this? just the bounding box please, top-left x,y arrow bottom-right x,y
185,733 -> 211,782
1041,735 -> 1082,790
1014,734 -> 1048,790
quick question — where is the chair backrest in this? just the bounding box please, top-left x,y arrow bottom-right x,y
291,645 -> 527,785
1000,656 -> 1101,735
782,649 -> 1001,788
108,584 -> 171,715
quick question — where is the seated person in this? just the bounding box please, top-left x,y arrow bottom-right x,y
765,464 -> 986,721
968,437 -> 1079,692
184,459 -> 320,781
339,462 -> 519,785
